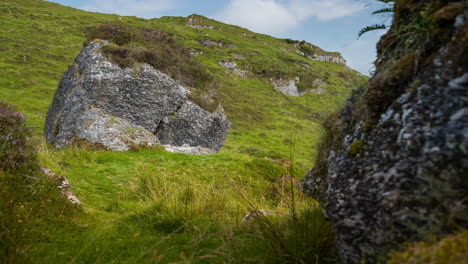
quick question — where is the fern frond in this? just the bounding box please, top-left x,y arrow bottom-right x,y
357,24 -> 387,38
372,7 -> 394,15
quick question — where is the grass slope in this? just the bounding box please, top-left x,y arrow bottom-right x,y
0,0 -> 365,262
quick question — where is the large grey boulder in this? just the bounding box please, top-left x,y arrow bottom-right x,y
45,40 -> 231,152
156,102 -> 231,152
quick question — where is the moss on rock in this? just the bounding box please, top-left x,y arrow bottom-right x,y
348,140 -> 365,156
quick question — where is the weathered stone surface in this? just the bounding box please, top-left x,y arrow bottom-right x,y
163,144 -> 214,155
218,59 -> 237,69
189,49 -> 204,56
45,40 -> 231,153
230,53 -> 245,60
270,77 -> 305,97
301,4 -> 468,263
156,102 -> 231,151
311,55 -> 347,64
293,43 -> 347,65
186,15 -> 215,29
199,39 -> 237,48
75,108 -> 159,151
233,68 -> 251,78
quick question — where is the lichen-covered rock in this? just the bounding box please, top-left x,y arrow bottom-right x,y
75,108 -> 159,151
45,40 -> 230,153
301,2 -> 468,263
155,102 -> 231,151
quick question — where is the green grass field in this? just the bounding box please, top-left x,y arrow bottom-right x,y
0,0 -> 366,262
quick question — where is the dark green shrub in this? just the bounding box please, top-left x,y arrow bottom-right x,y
298,44 -> 317,57
284,38 -> 299,44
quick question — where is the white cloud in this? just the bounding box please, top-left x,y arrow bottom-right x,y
290,0 -> 364,21
81,0 -> 175,18
216,0 -> 365,35
216,0 -> 297,35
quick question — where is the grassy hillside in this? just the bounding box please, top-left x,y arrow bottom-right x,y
0,0 -> 366,263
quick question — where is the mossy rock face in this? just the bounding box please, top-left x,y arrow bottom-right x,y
301,1 -> 468,263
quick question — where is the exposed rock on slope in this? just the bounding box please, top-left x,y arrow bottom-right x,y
301,1 -> 468,263
44,40 -> 231,152
198,39 -> 237,48
293,42 -> 347,65
270,77 -> 305,97
40,167 -> 82,205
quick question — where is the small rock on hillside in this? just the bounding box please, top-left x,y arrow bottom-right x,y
270,77 -> 305,97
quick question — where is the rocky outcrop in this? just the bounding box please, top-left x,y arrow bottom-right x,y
233,68 -> 251,78
45,40 -> 231,153
301,1 -> 468,263
293,42 -> 347,65
270,77 -> 305,97
189,49 -> 204,56
311,55 -> 346,64
218,59 -> 237,69
186,15 -> 214,30
199,39 -> 237,49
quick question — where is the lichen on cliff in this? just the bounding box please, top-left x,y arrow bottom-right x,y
301,1 -> 468,263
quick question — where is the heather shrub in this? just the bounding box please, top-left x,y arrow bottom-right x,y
0,101 -> 73,263
86,22 -> 213,90
0,102 -> 37,174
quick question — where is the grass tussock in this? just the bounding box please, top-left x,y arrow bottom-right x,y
388,229 -> 468,264
25,141 -> 339,263
86,22 -> 213,90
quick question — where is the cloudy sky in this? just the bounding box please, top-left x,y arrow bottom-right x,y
49,0 -> 391,75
